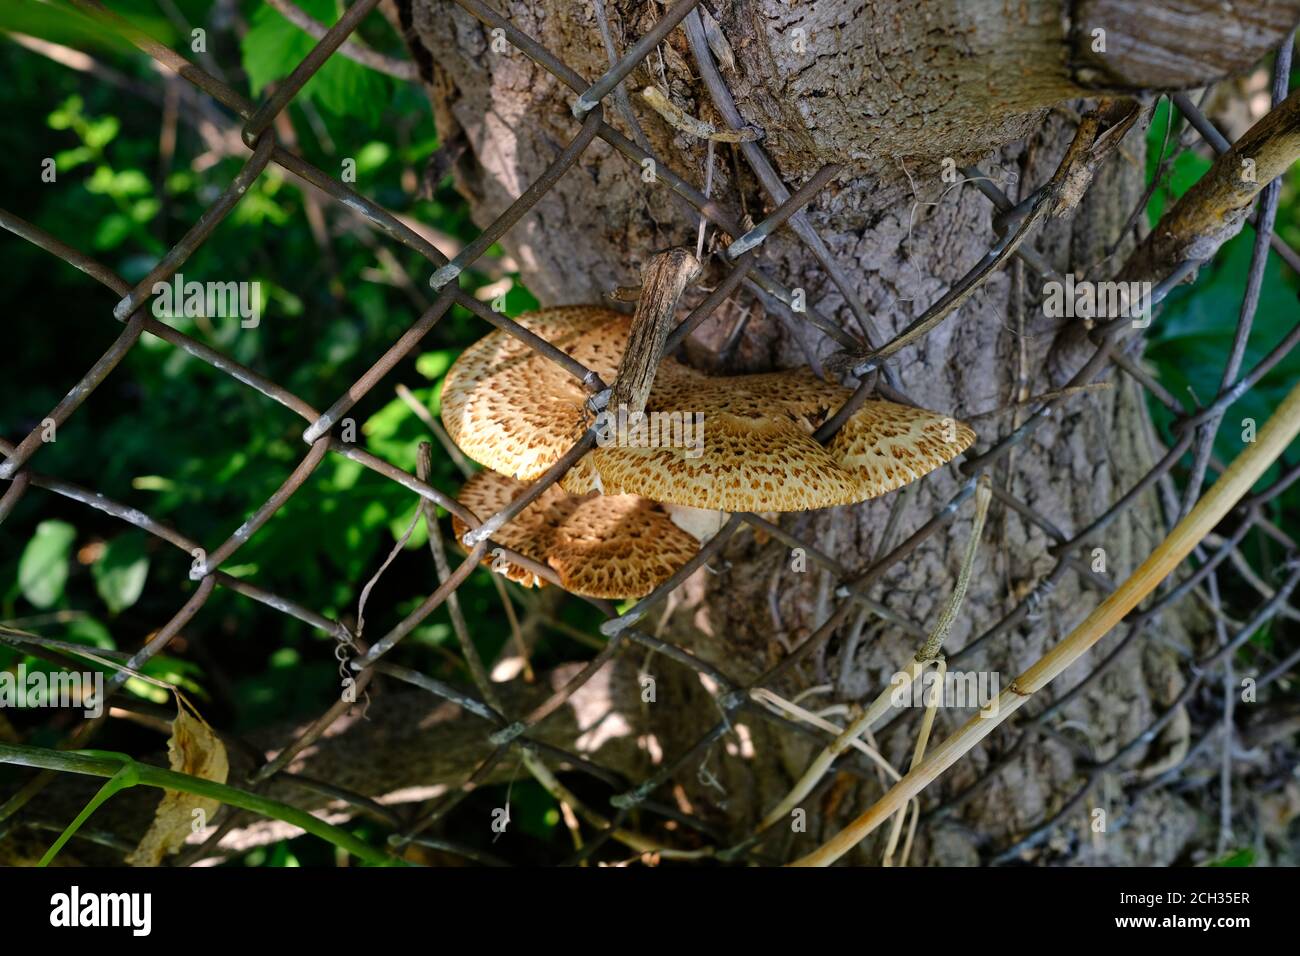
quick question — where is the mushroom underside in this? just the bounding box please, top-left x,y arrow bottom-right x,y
451,469 -> 699,599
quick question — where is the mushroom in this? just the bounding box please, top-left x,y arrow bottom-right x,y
450,469 -> 699,599
441,307 -> 975,538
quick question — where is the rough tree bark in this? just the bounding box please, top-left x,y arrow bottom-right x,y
376,0 -> 1300,866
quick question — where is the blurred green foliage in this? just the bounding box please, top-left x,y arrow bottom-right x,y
0,0 -> 577,864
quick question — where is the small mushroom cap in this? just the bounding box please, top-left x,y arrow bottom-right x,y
450,469 -> 699,599
546,494 -> 699,599
450,468 -> 575,588
442,308 -> 975,511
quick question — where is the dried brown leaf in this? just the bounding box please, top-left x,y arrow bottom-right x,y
125,698 -> 227,866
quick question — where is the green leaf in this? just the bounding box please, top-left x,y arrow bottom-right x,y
18,520 -> 76,609
240,0 -> 389,119
93,213 -> 132,251
84,165 -> 116,194
130,197 -> 161,225
52,146 -> 94,172
66,616 -> 115,651
1149,151 -> 1212,227
0,0 -> 163,56
308,55 -> 388,119
1208,848 -> 1255,867
415,349 -> 456,381
241,3 -> 317,98
355,141 -> 391,174
40,758 -> 141,867
1145,99 -> 1215,227
85,168 -> 151,199
83,115 -> 120,151
46,95 -> 84,131
111,169 -> 152,197
239,0 -> 387,120
508,779 -> 560,840
92,534 -> 150,614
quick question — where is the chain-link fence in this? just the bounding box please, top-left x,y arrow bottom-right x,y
2,0 -> 1298,866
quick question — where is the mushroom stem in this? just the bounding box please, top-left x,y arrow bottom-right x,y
664,503 -> 730,543
607,247 -> 701,419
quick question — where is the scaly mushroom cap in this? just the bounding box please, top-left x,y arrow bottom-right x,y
440,307 -> 630,481
827,401 -> 977,496
450,468 -> 576,588
545,494 -> 700,599
449,469 -> 699,599
441,308 -> 975,511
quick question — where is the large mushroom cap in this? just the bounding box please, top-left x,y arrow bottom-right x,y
449,469 -> 698,599
442,308 -> 975,512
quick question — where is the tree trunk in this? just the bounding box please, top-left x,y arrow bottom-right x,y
379,0 -> 1295,864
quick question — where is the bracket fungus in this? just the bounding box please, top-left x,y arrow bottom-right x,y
450,469 -> 699,599
442,307 -> 976,539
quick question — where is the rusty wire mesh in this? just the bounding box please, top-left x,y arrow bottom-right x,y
1,0 -> 1298,866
